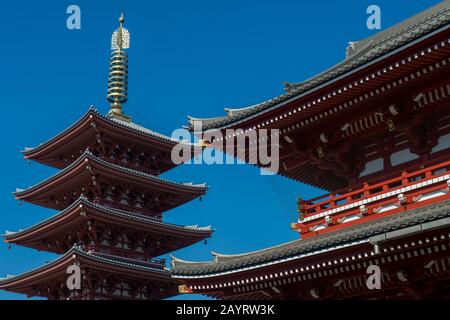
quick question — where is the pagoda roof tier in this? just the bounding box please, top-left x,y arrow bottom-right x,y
187,1 -> 450,131
173,199 -> 450,276
23,108 -> 200,175
3,197 -> 213,257
0,246 -> 181,299
14,151 -> 207,214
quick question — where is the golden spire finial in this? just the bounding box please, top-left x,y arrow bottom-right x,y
107,13 -> 131,122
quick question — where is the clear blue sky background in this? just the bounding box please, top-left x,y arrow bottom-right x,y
0,0 -> 442,300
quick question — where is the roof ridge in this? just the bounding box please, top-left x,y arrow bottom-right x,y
15,151 -> 208,198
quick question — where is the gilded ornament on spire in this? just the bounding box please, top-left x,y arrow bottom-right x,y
107,13 -> 132,122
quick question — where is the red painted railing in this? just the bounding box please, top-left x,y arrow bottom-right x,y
293,160 -> 450,238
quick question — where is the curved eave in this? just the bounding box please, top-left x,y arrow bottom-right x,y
77,249 -> 174,278
187,115 -> 230,131
14,151 -> 207,203
187,3 -> 450,131
170,242 -> 299,269
0,247 -> 177,294
170,255 -> 215,268
0,249 -> 76,291
23,109 -> 94,158
4,198 -> 213,246
23,108 -> 198,167
208,242 -> 299,263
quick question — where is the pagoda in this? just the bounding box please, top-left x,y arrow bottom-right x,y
0,14 -> 212,300
173,2 -> 450,299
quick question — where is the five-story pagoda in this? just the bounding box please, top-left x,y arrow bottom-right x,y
0,14 -> 211,300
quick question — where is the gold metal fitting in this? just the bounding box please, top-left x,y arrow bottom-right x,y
107,13 -> 131,122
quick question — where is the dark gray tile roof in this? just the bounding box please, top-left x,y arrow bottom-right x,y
0,246 -> 172,285
24,107 -> 197,155
80,248 -> 171,273
188,1 -> 450,130
172,199 -> 450,275
3,197 -> 213,241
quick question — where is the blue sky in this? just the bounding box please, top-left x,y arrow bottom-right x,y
0,0 -> 441,300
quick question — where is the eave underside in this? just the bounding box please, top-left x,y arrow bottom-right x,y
0,247 -> 181,300
4,198 -> 212,257
202,35 -> 450,191
23,108 -> 200,174
15,152 -> 207,214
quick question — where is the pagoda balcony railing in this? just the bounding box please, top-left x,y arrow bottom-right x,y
293,160 -> 450,238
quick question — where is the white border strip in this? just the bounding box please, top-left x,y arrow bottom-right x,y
303,174 -> 450,223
